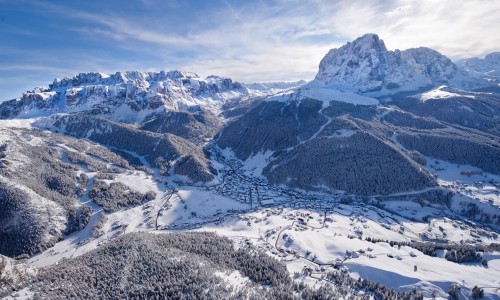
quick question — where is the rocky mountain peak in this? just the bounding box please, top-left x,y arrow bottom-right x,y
314,34 -> 461,94
48,70 -> 204,91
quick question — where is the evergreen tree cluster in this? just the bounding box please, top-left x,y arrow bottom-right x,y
26,232 -> 292,299
264,131 -> 436,195
0,129 -> 96,257
140,109 -> 222,144
365,238 -> 484,263
397,132 -> 500,174
4,232 -> 426,300
390,93 -> 500,136
89,180 -> 156,213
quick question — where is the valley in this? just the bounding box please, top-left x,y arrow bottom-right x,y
1,33 -> 500,299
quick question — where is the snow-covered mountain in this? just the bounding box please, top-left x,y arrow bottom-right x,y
242,80 -> 306,95
313,33 -> 479,94
1,33 -> 500,300
0,71 -> 252,123
456,52 -> 500,80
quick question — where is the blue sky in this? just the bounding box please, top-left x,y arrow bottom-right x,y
1,0 -> 499,100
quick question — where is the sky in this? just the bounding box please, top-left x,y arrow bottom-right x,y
0,0 -> 499,101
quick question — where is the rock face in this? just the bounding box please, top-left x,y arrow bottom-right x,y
314,34 -> 459,93
0,71 -> 248,122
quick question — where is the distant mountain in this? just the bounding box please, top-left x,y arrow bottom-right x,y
242,80 -> 306,94
456,52 -> 500,80
0,71 -> 251,123
313,33 -> 480,94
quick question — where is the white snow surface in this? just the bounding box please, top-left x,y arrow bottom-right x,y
243,150 -> 274,177
266,83 -> 379,106
213,270 -> 251,295
0,118 -> 40,129
414,85 -> 476,101
243,80 -> 306,96
23,172 -> 500,299
299,84 -> 379,106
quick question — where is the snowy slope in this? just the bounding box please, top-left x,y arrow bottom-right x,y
1,32 -> 500,300
299,83 -> 379,105
412,85 -> 476,101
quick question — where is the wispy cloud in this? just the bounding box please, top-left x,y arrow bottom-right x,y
47,0 -> 499,74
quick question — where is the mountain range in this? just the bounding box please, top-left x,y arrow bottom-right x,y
1,33 -> 500,299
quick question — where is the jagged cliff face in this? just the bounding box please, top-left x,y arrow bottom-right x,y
314,34 -> 458,93
0,71 -> 248,122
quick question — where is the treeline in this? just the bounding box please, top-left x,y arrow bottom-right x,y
391,93 -> 500,136
217,99 -> 328,160
322,99 -> 377,121
110,148 -> 152,173
324,270 -> 422,300
374,189 -> 453,207
91,211 -> 107,238
366,238 -> 484,263
139,110 -> 221,144
0,181 -> 59,257
461,202 -> 500,226
382,110 -> 446,130
485,243 -> 500,252
65,150 -> 108,172
26,232 -> 291,299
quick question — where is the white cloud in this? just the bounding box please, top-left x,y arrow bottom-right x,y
10,0 -> 500,85
320,0 -> 500,59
